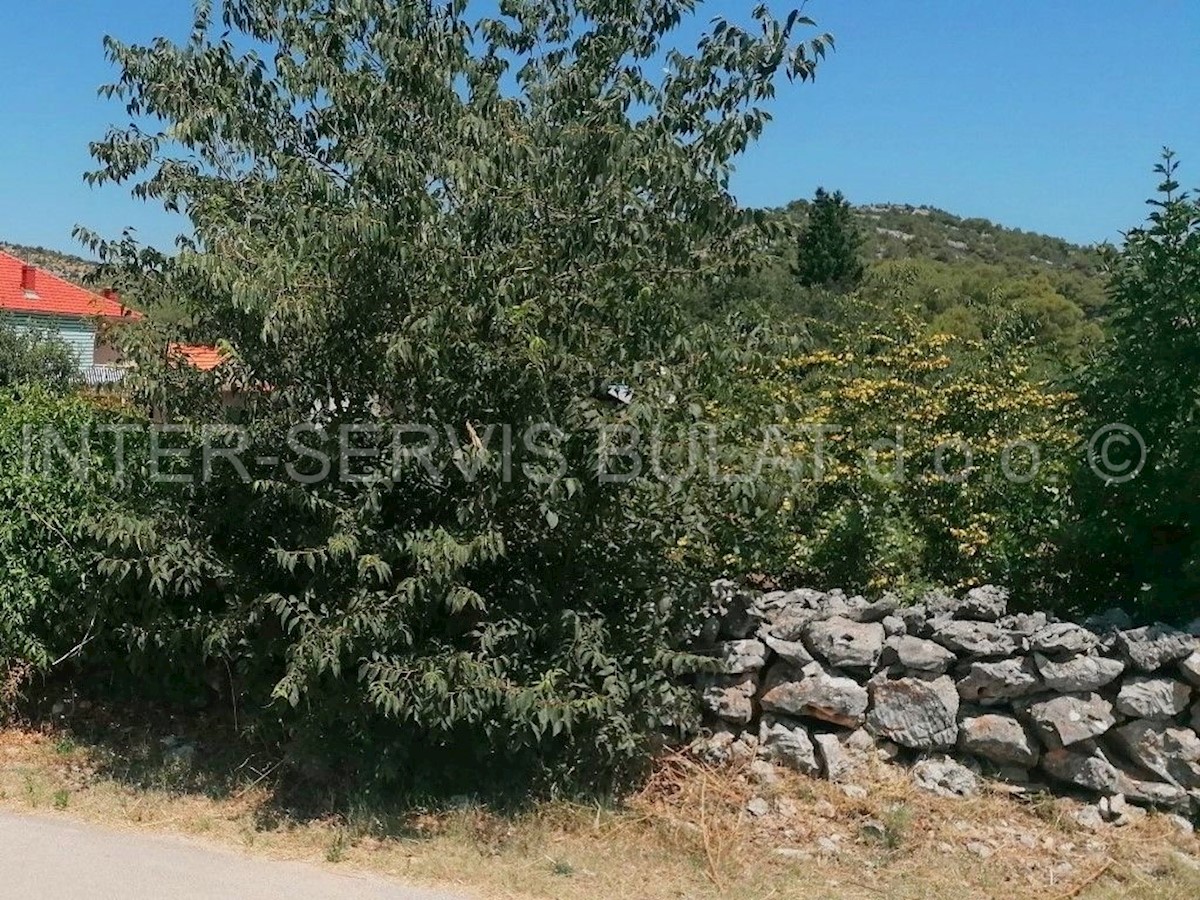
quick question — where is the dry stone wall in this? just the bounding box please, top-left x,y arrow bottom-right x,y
691,581 -> 1200,818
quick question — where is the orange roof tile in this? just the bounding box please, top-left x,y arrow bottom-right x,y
0,249 -> 141,321
170,343 -> 227,371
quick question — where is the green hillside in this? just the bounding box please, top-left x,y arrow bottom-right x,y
3,204 -> 1109,347
784,200 -> 1104,274
676,199 -> 1113,368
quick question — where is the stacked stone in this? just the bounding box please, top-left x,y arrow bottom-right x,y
693,580 -> 1200,817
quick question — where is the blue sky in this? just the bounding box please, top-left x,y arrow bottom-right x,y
1,1 -> 1197,255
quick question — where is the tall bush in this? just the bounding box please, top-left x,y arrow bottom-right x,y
0,320 -> 79,393
793,187 -> 864,292
704,313 -> 1079,596
79,0 -> 833,787
1070,152 -> 1200,622
0,388 -> 127,706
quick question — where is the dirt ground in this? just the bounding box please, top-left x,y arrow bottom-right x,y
2,725 -> 1199,899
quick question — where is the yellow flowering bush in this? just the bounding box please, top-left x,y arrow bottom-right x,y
705,316 -> 1080,595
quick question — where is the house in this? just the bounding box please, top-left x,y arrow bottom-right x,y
0,248 -> 140,384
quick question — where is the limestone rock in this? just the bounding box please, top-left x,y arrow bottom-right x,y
1114,676 -> 1192,720
882,635 -> 957,675
1073,805 -> 1105,831
814,732 -> 856,782
1110,719 -> 1200,789
866,675 -> 959,749
912,755 -> 980,798
1178,650 -> 1200,687
922,589 -> 962,618
1098,793 -> 1127,822
1040,747 -> 1122,794
844,727 -> 876,754
755,587 -> 826,613
699,672 -> 757,724
758,716 -> 821,776
1116,625 -> 1197,672
898,605 -> 929,636
691,727 -> 756,767
842,595 -> 898,624
746,796 -> 771,817
1034,653 -> 1124,693
1118,775 -> 1190,812
759,663 -> 869,728
1168,814 -> 1195,836
690,730 -> 736,766
1000,612 -> 1050,638
804,617 -> 885,671
957,657 -> 1042,703
882,635 -> 952,674
1028,693 -> 1116,748
1029,623 -> 1099,657
933,620 -> 1017,659
716,639 -> 768,674
957,585 -> 1008,622
881,615 -> 906,638
764,607 -> 821,642
710,579 -> 757,640
762,633 -> 815,667
755,589 -> 830,640
958,713 -> 1040,768
748,759 -> 780,786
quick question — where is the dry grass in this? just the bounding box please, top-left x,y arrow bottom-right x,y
2,726 -> 1199,899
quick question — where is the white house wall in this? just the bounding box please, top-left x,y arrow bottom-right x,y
6,313 -> 97,368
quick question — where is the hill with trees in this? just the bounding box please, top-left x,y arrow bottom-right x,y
680,196 -> 1110,371
4,202 -> 1106,315
787,200 -> 1105,275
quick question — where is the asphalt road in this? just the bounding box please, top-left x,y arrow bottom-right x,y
0,811 -> 467,899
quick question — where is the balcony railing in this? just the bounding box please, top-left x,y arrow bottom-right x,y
81,365 -> 130,387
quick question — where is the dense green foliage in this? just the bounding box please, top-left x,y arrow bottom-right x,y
0,389 -> 127,694
0,322 -> 80,393
792,187 -> 863,291
0,325 -> 91,698
1,2 -> 1193,796
684,312 -> 1079,598
681,199 -> 1107,367
71,0 -> 836,787
1068,152 -> 1200,622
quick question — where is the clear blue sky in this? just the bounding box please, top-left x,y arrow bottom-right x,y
2,1 -> 1197,255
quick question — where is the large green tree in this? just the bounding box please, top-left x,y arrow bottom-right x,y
1069,151 -> 1200,621
793,186 -> 864,291
80,0 -> 832,786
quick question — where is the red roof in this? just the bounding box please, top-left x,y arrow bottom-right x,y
0,249 -> 141,321
170,343 -> 227,371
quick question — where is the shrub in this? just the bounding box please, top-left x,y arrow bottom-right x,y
0,387 -> 124,700
77,0 -> 833,789
704,314 -> 1079,596
1068,152 -> 1200,622
0,320 -> 79,393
